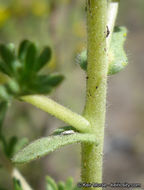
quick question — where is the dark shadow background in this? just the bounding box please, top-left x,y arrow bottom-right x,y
0,0 -> 143,189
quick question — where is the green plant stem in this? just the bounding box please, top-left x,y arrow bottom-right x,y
81,0 -> 107,189
21,95 -> 91,133
0,150 -> 33,190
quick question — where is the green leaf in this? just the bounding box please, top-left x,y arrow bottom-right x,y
39,74 -> 64,87
0,61 -> 11,76
24,42 -> 37,76
46,176 -> 58,190
65,178 -> 73,190
0,40 -> 64,99
0,44 -> 16,74
45,177 -> 80,190
34,74 -> 64,88
13,178 -> 23,190
108,26 -> 128,75
27,74 -> 64,95
57,182 -> 65,190
12,134 -> 97,164
28,84 -> 52,95
35,47 -> 52,71
18,40 -> 31,62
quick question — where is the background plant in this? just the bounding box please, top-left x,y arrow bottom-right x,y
0,0 -> 144,190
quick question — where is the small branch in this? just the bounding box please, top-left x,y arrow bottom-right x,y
0,150 -> 33,190
21,95 -> 91,133
107,0 -> 119,49
12,168 -> 33,190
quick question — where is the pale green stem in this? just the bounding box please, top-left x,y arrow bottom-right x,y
0,150 -> 33,190
81,0 -> 119,189
21,95 -> 91,133
81,0 -> 107,189
107,0 -> 119,49
12,169 -> 33,190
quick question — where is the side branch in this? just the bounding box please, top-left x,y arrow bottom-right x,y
21,95 -> 91,133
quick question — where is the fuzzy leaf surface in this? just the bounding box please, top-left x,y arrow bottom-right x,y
12,134 -> 98,164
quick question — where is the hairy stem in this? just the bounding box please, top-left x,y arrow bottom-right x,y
21,95 -> 91,133
81,0 -> 107,189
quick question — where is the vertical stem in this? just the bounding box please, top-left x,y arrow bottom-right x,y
81,0 -> 107,189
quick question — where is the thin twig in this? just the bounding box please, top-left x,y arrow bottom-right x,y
0,150 -> 33,190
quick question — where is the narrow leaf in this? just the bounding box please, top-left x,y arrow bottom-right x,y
46,176 -> 58,190
28,85 -> 52,95
57,182 -> 65,190
12,134 -> 97,164
31,74 -> 64,93
18,40 -> 31,61
24,42 -> 37,76
40,74 -> 64,87
0,44 -> 16,73
35,47 -> 52,71
65,178 -> 73,190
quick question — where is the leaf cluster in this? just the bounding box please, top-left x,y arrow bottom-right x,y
12,176 -> 80,190
46,176 -> 80,190
0,40 -> 64,101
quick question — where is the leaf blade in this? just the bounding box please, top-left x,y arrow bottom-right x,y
12,134 -> 98,164
35,46 -> 52,71
0,44 -> 16,74
46,176 -> 58,190
18,40 -> 31,61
